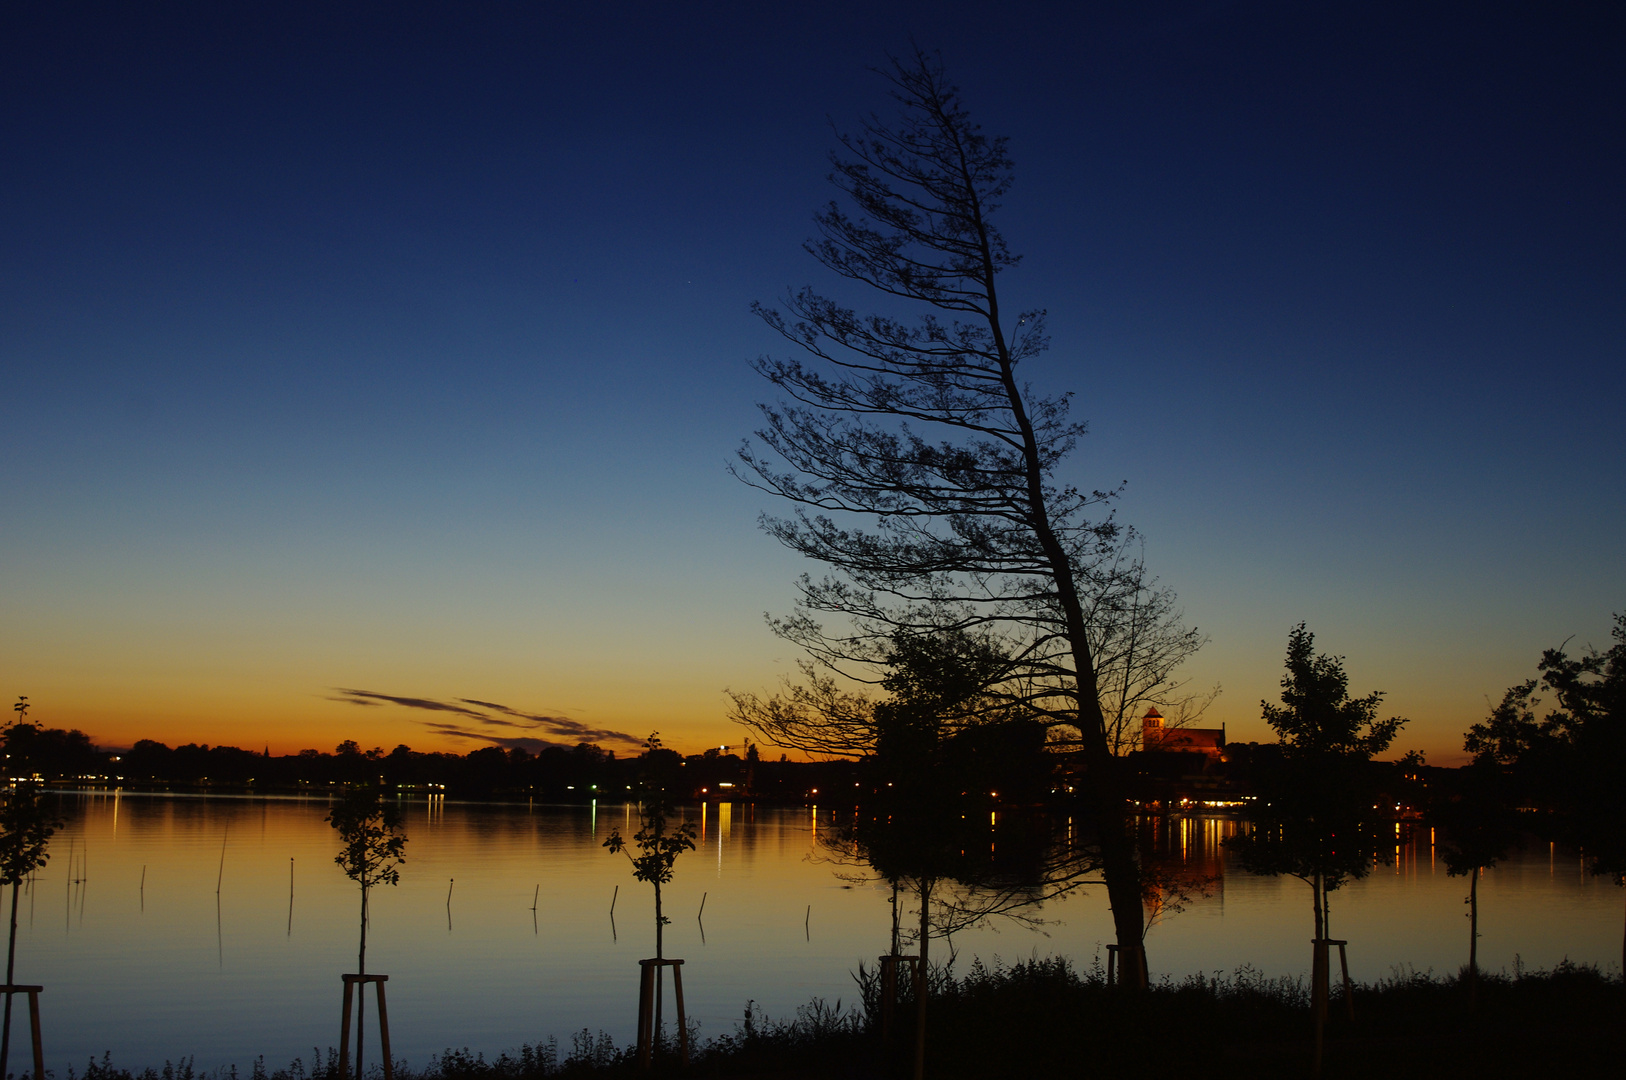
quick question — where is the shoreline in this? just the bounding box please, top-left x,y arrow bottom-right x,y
65,958 -> 1624,1080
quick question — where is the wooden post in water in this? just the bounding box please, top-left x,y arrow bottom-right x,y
635,958 -> 688,1071
338,974 -> 393,1080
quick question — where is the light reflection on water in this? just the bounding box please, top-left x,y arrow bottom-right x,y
27,790 -> 1624,1073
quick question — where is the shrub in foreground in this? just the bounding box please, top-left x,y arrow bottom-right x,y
68,957 -> 1622,1080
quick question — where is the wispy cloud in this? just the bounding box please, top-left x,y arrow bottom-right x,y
331,688 -> 643,751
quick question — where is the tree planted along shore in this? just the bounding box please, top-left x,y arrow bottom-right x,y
605,734 -> 697,1067
1463,611 -> 1626,972
604,734 -> 697,964
1225,624 -> 1407,1075
0,779 -> 61,1080
328,785 -> 407,1078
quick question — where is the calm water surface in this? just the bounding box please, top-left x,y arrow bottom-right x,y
29,791 -> 1624,1073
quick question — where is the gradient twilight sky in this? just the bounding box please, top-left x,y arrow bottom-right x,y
3,2 -> 1621,762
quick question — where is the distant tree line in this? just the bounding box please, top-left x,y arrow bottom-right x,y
1,725 -> 866,802
1,723 -> 101,780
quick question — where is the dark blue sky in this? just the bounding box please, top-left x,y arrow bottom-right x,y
3,1 -> 1622,757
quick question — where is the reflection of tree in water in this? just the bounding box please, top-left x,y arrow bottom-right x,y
1133,816 -> 1230,942
771,628 -> 1091,1079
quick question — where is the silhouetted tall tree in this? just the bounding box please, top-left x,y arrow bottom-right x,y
735,49 -> 1185,982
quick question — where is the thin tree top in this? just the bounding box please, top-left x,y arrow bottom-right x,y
604,734 -> 696,889
736,51 -> 1123,706
1263,623 -> 1402,757
0,785 -> 61,887
811,50 -> 1019,315
327,784 -> 408,889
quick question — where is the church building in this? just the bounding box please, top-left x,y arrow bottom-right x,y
1139,707 -> 1225,760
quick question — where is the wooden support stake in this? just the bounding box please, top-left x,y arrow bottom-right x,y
0,986 -> 45,1080
636,962 -> 656,1070
635,959 -> 688,1071
375,980 -> 392,1073
1324,938 -> 1355,1022
672,963 -> 689,1067
339,979 -> 354,1074
338,974 -> 393,1080
1310,938 -> 1329,1080
877,955 -> 919,1042
1105,944 -> 1147,990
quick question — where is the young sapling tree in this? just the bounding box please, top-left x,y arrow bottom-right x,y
0,781 -> 61,1080
1433,753 -> 1518,1008
605,734 -> 696,1059
604,734 -> 696,961
327,784 -> 407,1076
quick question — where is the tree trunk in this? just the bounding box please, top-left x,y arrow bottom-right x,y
1467,869 -> 1479,1009
977,198 -> 1147,979
356,885 -> 368,1077
890,878 -> 901,956
1311,875 -> 1324,940
0,880 -> 19,1080
1096,800 -> 1146,988
654,881 -> 664,1054
1309,874 -> 1326,1079
913,879 -> 930,1080
358,884 -> 369,974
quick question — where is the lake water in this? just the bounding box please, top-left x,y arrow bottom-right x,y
26,790 -> 1625,1074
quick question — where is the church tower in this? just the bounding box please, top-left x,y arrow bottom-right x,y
1140,707 -> 1164,750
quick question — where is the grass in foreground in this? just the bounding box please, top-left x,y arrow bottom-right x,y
67,956 -> 1622,1080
